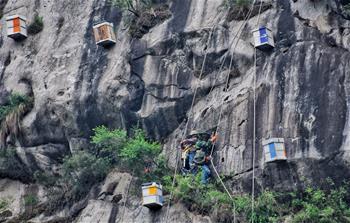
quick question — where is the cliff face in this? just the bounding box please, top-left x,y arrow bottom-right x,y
1,0 -> 350,222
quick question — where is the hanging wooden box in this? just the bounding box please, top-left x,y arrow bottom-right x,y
141,182 -> 163,209
6,15 -> 27,40
263,138 -> 287,163
93,22 -> 116,47
253,26 -> 274,50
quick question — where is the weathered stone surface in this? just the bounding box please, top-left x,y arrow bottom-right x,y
1,0 -> 350,221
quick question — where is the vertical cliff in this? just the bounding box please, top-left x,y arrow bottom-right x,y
1,0 -> 350,222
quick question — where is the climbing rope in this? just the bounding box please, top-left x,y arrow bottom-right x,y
165,0 -> 263,221
163,26 -> 217,223
251,1 -> 264,222
199,2 -> 258,223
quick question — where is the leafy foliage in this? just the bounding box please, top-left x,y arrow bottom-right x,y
111,0 -> 171,38
91,125 -> 127,163
0,93 -> 32,123
0,199 -> 9,211
165,174 -> 350,223
0,93 -> 32,147
111,0 -> 152,16
119,128 -> 161,177
24,194 -> 38,207
28,14 -> 44,35
33,171 -> 57,187
344,3 -> 350,16
62,151 -> 111,199
290,186 -> 350,223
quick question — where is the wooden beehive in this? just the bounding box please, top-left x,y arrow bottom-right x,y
93,22 -> 116,47
6,15 -> 27,40
141,182 -> 163,209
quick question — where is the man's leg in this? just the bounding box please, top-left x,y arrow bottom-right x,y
201,164 -> 211,184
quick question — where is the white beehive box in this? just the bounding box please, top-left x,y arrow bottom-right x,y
93,22 -> 116,47
141,182 -> 163,209
262,138 -> 287,163
6,15 -> 27,40
253,26 -> 274,50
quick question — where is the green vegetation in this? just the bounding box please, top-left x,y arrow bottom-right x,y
62,151 -> 111,199
344,3 -> 350,16
36,126 -> 164,205
111,0 -> 171,38
0,199 -> 9,211
290,185 -> 350,223
119,128 -> 161,177
33,171 -> 57,187
24,195 -> 38,207
91,125 -> 127,163
0,93 -> 32,123
165,174 -> 350,223
111,0 -> 152,16
27,14 -> 44,35
0,93 -> 32,147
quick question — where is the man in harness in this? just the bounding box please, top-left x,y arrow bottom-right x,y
180,130 -> 217,184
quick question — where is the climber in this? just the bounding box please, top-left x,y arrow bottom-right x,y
180,131 -> 199,174
193,132 -> 217,184
193,144 -> 211,184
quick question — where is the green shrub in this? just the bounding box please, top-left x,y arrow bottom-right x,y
291,186 -> 350,223
33,171 -> 57,187
0,93 -> 33,147
91,125 -> 127,163
344,3 -> 350,16
0,93 -> 32,123
0,199 -> 9,211
24,194 -> 38,207
119,128 -> 161,179
27,14 -> 44,35
111,0 -> 152,16
62,151 -> 111,199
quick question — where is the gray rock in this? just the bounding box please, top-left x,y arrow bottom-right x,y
1,0 -> 350,222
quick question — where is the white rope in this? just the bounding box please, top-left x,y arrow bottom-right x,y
251,1 -> 263,222
163,27 -> 216,223
205,3 -> 257,223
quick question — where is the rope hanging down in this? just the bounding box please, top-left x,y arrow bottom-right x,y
163,26 -> 217,223
251,1 -> 263,222
205,2 -> 258,223
164,0 -> 262,222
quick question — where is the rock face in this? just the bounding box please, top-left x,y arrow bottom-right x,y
1,0 -> 350,221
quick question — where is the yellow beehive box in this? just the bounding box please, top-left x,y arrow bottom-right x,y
93,22 -> 116,47
141,182 -> 163,209
6,15 -> 27,40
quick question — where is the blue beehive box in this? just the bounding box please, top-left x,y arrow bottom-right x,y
262,138 -> 287,163
253,26 -> 275,50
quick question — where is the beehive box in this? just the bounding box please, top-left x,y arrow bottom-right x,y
262,138 -> 287,163
6,15 -> 27,40
253,26 -> 274,50
141,182 -> 163,209
93,22 -> 116,47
